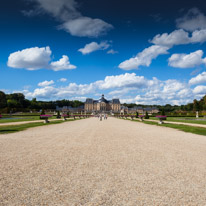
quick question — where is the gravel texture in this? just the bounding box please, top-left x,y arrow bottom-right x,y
0,117 -> 206,205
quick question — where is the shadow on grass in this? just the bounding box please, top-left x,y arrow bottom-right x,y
0,130 -> 19,133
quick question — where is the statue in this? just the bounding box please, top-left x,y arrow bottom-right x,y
196,111 -> 199,118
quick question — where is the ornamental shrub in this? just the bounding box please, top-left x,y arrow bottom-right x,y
41,109 -> 45,115
136,111 -> 139,118
145,111 -> 149,119
57,110 -> 61,118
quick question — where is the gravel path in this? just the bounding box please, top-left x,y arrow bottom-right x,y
0,117 -> 206,205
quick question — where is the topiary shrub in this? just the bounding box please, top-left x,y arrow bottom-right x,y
136,111 -> 139,118
40,109 -> 45,119
41,109 -> 45,115
145,111 -> 149,119
56,110 -> 61,118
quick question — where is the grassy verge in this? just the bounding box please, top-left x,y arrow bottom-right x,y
0,119 -> 78,134
118,117 -> 206,136
0,116 -> 62,123
133,119 -> 206,136
149,117 -> 206,125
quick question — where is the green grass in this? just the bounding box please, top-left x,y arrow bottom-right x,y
132,119 -> 206,136
0,115 -> 61,123
149,116 -> 206,125
0,118 -> 79,134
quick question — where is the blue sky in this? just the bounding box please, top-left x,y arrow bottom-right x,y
1,0 -> 206,105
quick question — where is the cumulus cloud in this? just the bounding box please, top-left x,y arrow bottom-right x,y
19,72 -> 199,105
26,0 -> 113,37
168,50 -> 206,68
193,85 -> 206,94
151,29 -> 206,48
176,8 -> 206,32
98,73 -> 154,89
7,46 -> 76,71
61,17 -> 113,38
189,71 -> 206,85
8,47 -> 51,70
59,78 -> 67,82
150,29 -> 190,48
191,29 -> 206,43
38,80 -> 54,87
78,41 -> 110,55
118,45 -> 169,70
50,55 -> 76,71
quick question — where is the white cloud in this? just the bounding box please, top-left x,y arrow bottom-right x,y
150,29 -> 190,47
38,80 -> 54,87
8,47 -> 51,70
26,0 -> 113,37
191,29 -> 206,43
98,73 -> 153,89
8,47 -> 76,71
151,29 -> 206,48
168,50 -> 206,68
17,73 -> 204,105
189,71 -> 206,85
50,55 -> 76,71
176,8 -> 206,32
78,41 -> 110,55
59,78 -> 67,82
118,45 -> 169,70
107,49 -> 118,54
61,17 -> 113,38
193,85 -> 206,94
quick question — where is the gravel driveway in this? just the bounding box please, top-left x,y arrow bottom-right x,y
0,117 -> 206,205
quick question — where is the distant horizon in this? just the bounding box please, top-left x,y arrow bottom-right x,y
1,0 -> 206,105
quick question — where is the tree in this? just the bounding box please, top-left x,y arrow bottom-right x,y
0,91 -> 7,108
7,99 -> 20,108
193,99 -> 199,111
161,109 -> 165,116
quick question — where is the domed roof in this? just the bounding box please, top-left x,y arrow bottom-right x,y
98,94 -> 109,103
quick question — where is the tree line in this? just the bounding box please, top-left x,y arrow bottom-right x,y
0,91 -> 206,113
0,91 -> 84,113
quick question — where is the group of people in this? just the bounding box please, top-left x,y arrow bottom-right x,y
97,114 -> 108,121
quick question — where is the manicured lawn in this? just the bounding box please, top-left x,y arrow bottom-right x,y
0,115 -> 58,123
0,119 -> 77,134
137,119 -> 206,136
149,116 -> 206,125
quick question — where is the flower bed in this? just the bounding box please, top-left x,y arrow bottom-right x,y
138,115 -> 145,121
131,115 -> 135,120
62,114 -> 68,120
0,115 -> 2,119
156,115 -> 167,124
40,115 -> 52,123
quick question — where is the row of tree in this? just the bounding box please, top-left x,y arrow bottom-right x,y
123,95 -> 206,112
1,91 -> 206,113
0,91 -> 84,113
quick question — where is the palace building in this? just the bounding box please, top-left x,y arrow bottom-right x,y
85,94 -> 121,113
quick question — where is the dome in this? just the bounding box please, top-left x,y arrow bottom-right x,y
98,94 -> 109,103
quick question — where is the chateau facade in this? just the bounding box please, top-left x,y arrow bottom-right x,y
85,95 -> 121,113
